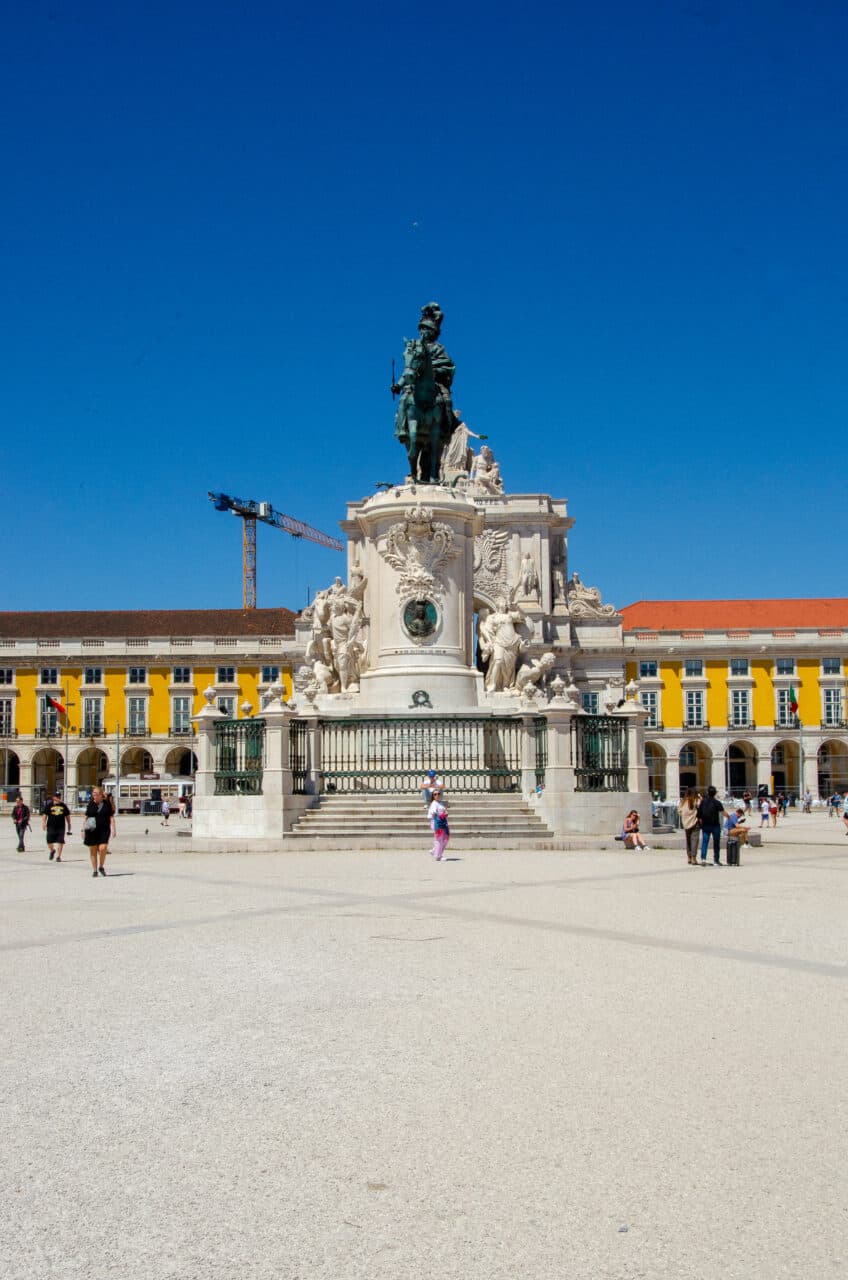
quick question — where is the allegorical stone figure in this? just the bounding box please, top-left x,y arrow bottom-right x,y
517,552 -> 539,600
479,598 -> 527,692
392,302 -> 459,483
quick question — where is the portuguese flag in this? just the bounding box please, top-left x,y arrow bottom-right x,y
47,695 -> 66,716
788,686 -> 799,715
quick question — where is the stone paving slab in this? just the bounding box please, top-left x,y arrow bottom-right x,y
1,809 -> 846,1279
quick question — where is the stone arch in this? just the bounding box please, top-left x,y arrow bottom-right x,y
678,740 -> 711,794
644,741 -> 667,799
120,747 -> 153,775
1,748 -> 20,791
75,747 -> 110,790
770,739 -> 801,796
725,739 -> 758,795
164,747 -> 198,777
818,739 -> 848,795
30,747 -> 64,800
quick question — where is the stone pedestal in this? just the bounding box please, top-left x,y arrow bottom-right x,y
343,486 -> 485,712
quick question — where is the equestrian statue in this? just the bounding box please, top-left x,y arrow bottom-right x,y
392,302 -> 459,483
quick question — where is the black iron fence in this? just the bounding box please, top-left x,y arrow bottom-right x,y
289,718 -> 309,794
214,718 -> 265,795
311,716 -> 537,794
572,715 -> 628,792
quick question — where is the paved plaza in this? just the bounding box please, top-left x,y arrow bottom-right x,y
1,810 -> 846,1279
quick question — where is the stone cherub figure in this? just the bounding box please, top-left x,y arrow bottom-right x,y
515,651 -> 556,699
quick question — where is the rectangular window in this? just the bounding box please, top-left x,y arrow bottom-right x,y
128,697 -> 146,733
128,667 -> 147,684
0,699 -> 12,734
684,659 -> 703,678
685,689 -> 704,727
39,696 -> 59,735
776,657 -> 795,676
172,666 -> 192,684
261,665 -> 280,684
0,668 -> 13,685
731,689 -> 750,727
83,697 -> 103,735
639,690 -> 658,728
172,696 -> 192,733
638,661 -> 657,679
776,689 -> 795,726
40,667 -> 59,685
217,666 -> 236,684
217,696 -> 236,718
83,667 -> 103,684
823,688 -> 843,726
730,658 -> 749,676
822,657 -> 841,675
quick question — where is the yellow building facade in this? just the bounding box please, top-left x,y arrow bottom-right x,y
621,599 -> 848,799
0,609 -> 296,807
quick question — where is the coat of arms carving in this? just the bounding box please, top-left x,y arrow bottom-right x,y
380,505 -> 459,601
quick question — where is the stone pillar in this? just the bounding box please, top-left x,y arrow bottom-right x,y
190,689 -> 225,838
530,704 -> 576,835
800,743 -> 818,798
261,698 -> 293,806
305,714 -> 322,795
618,701 -> 650,797
520,713 -> 539,794
710,751 -> 726,794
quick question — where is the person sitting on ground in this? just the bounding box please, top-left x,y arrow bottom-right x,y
622,809 -> 649,851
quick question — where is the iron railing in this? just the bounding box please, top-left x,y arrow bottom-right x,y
572,715 -> 628,792
534,716 -> 547,788
214,718 -> 265,795
318,716 -> 528,793
290,719 -> 309,794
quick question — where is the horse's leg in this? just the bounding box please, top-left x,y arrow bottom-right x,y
408,417 -> 419,480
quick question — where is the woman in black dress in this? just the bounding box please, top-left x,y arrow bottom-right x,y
83,786 -> 116,877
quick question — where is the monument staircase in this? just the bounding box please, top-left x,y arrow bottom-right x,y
287,790 -> 561,850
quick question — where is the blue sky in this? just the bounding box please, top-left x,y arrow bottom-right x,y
4,1 -> 847,613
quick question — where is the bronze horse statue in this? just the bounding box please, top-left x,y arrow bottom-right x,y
393,337 -> 457,483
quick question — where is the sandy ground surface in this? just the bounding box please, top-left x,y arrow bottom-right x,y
1,808 -> 846,1279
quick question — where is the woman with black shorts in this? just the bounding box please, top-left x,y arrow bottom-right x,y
83,786 -> 116,877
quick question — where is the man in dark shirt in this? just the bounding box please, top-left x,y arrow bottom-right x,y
696,785 -> 725,866
42,791 -> 72,862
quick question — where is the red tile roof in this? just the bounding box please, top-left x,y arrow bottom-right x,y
0,608 -> 297,640
621,600 -> 848,632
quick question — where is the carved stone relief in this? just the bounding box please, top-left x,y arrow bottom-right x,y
380,504 -> 459,602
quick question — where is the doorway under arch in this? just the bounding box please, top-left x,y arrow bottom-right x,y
771,741 -> 800,796
164,747 -> 197,777
818,740 -> 848,795
726,741 -> 757,794
121,748 -> 153,775
678,741 -> 711,794
1,748 -> 20,791
645,743 -> 667,798
76,748 -> 109,790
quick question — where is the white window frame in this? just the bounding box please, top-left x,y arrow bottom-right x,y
172,696 -> 192,734
127,696 -> 147,734
0,697 -> 13,735
83,697 -> 103,735
730,688 -> 750,727
685,689 -> 705,728
823,688 -> 843,727
217,696 -> 236,719
639,690 -> 659,728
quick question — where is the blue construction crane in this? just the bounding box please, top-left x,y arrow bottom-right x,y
208,491 -> 343,609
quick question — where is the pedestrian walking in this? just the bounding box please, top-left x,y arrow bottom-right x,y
803,789 -> 812,814
778,792 -> 788,817
12,796 -> 30,851
185,793 -> 192,819
759,796 -> 770,827
178,795 -> 187,819
83,785 -> 116,877
696,786 -> 725,865
42,790 -> 71,861
742,790 -> 752,814
427,794 -> 450,861
160,799 -> 170,826
769,798 -> 778,827
678,788 -> 700,864
842,793 -> 848,837
622,809 -> 649,851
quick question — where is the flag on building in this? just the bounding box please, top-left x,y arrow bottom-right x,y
47,695 -> 66,716
788,686 -> 799,715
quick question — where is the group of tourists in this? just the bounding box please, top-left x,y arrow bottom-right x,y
677,787 -> 749,866
10,786 -> 116,877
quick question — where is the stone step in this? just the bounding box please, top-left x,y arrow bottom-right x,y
288,790 -> 554,846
